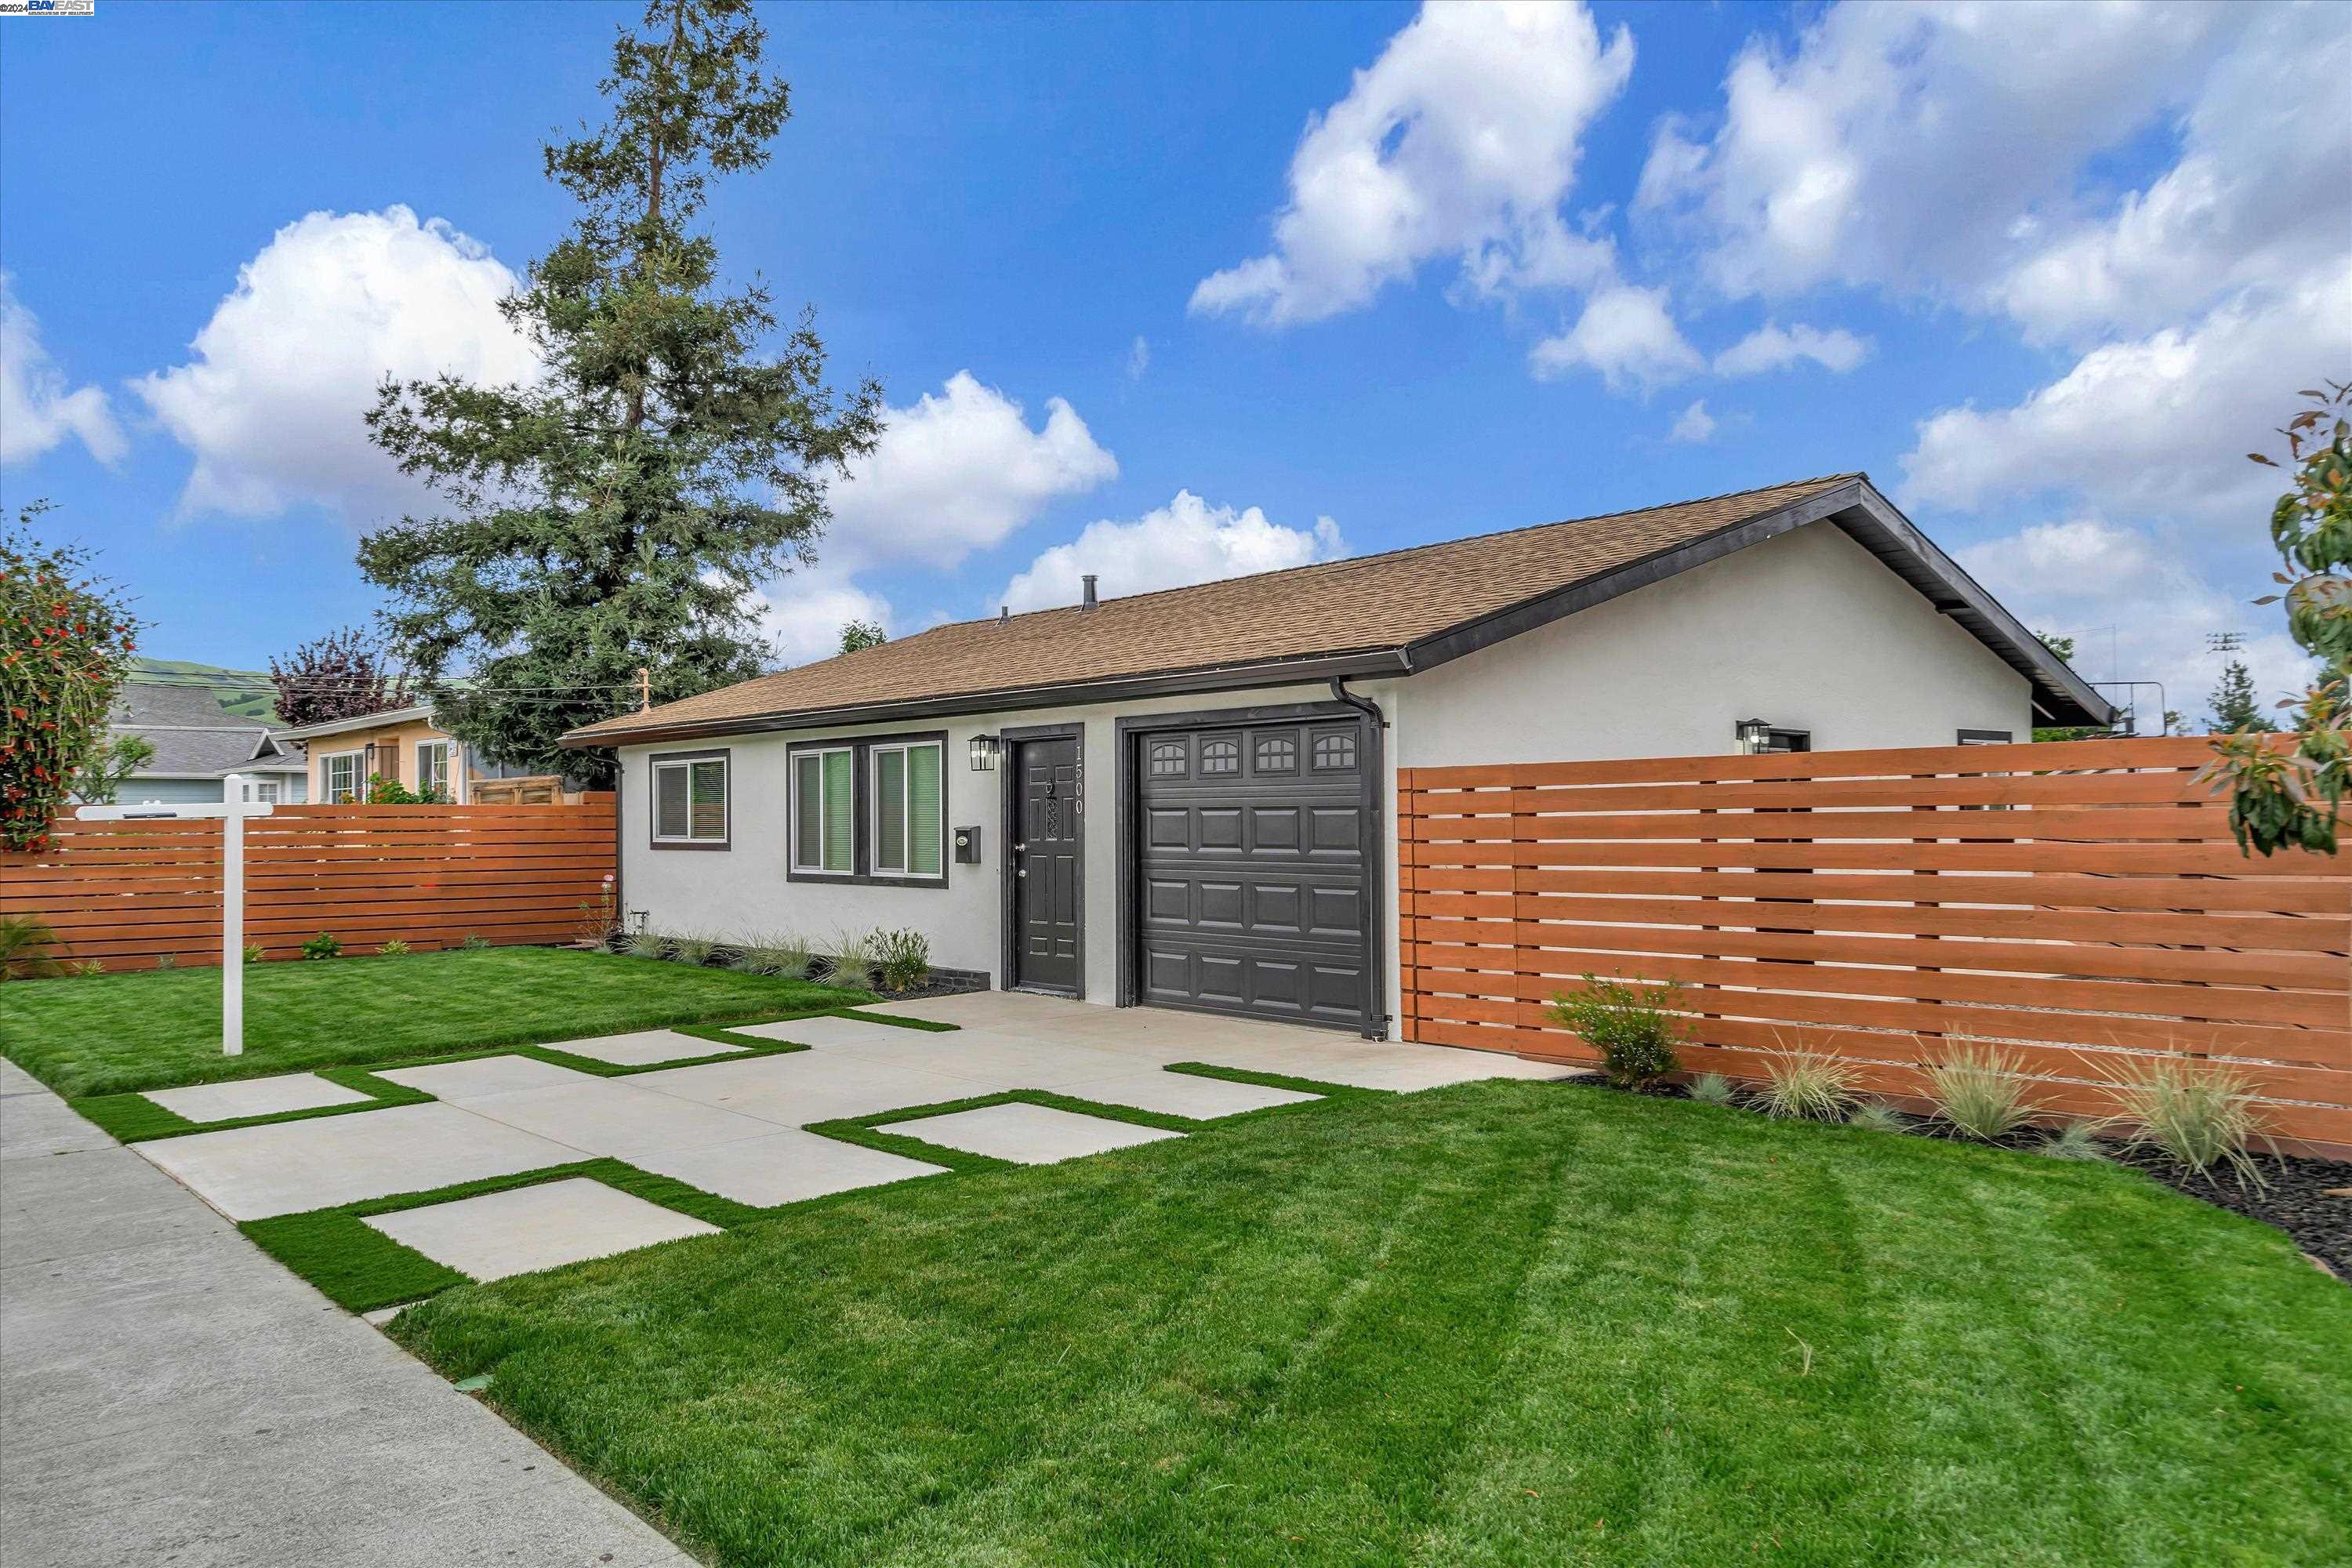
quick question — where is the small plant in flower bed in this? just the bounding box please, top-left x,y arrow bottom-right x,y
666,932 -> 718,967
378,938 -> 412,957
459,934 -> 490,952
820,927 -> 877,988
2106,1057 -> 2274,1190
153,953 -> 177,971
70,959 -> 105,978
1548,975 -> 1685,1093
1755,1051 -> 1864,1121
2038,1121 -> 2107,1162
1922,1044 -> 2042,1142
730,930 -> 814,980
1686,1072 -> 1738,1107
301,932 -> 342,961
873,927 -> 930,993
244,942 -> 263,964
0,915 -> 67,981
1846,1102 -> 1911,1135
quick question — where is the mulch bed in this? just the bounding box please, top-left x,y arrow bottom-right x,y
1566,1076 -> 2350,1279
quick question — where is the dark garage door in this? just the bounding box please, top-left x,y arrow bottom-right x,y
1133,713 -> 1372,1029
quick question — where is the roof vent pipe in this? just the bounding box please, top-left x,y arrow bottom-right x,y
998,604 -> 1009,623
1081,575 -> 1098,609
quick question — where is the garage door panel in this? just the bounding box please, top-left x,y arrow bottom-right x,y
1134,714 -> 1371,1030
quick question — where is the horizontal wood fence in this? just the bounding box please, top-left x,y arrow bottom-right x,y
1399,736 -> 2351,1151
4,797 -> 616,969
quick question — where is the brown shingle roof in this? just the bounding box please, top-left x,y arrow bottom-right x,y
567,474 -> 1862,746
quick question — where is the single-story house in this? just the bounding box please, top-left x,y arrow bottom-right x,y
101,682 -> 309,804
563,474 -> 2113,1039
278,705 -> 589,804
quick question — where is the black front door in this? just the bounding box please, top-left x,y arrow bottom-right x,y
1010,734 -> 1082,993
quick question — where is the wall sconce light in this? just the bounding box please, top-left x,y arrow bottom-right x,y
968,733 -> 1001,772
1733,718 -> 1773,755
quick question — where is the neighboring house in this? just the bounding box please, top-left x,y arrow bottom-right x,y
563,473 -> 2112,1040
101,682 -> 310,805
277,704 -> 580,804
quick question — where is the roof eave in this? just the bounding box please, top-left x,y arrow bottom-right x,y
273,705 -> 437,742
560,649 -> 1414,750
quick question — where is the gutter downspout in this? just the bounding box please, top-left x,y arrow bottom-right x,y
1331,678 -> 1392,1041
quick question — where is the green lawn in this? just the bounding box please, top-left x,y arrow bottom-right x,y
393,1080 -> 2349,1568
0,946 -> 869,1097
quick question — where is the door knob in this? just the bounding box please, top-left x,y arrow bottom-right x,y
1016,868 -> 1028,878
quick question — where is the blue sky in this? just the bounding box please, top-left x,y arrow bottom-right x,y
3,1 -> 2345,724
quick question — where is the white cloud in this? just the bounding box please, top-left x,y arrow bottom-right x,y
1665,400 -> 1716,445
824,371 -> 1116,570
1528,284 -> 1701,393
999,490 -> 1346,614
1125,336 -> 1150,380
749,562 -> 896,668
0,274 -> 125,467
132,206 -> 537,521
1189,0 -> 1633,327
1900,269 -> 2350,522
1711,321 -> 1868,377
1634,2 -> 2242,310
1956,516 -> 2313,732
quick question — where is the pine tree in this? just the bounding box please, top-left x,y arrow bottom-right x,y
2205,658 -> 2275,734
358,0 -> 880,785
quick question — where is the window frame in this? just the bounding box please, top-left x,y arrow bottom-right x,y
786,730 -> 952,888
649,748 -> 731,851
416,739 -> 456,802
321,749 -> 365,804
1956,729 -> 2014,746
867,738 -> 947,884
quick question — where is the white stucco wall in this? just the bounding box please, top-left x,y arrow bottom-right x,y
613,518 -> 2033,1038
1395,521 -> 2031,767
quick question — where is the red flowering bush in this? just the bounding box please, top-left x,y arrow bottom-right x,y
2,504 -> 145,852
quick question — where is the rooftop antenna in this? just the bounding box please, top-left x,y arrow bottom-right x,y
2205,630 -> 2245,653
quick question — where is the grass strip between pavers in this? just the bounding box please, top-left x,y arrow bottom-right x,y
71,1004 -> 942,1142
241,1156 -> 768,1313
248,1065 -> 1367,1313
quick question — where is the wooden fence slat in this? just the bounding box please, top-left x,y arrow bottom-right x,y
1398,739 -> 2352,1156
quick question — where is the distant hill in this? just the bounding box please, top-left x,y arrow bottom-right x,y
128,658 -> 281,724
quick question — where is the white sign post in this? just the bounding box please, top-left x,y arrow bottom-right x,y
77,772 -> 274,1056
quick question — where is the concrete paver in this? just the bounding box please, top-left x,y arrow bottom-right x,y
542,1028 -> 746,1066
880,1102 -> 1185,1163
735,1013 -> 927,1049
0,1058 -> 692,1568
374,1053 -> 598,1100
364,1177 -> 721,1281
445,1077 -> 783,1160
136,1102 -> 586,1221
143,1072 -> 374,1123
633,1127 -> 948,1207
1061,1068 -> 1321,1119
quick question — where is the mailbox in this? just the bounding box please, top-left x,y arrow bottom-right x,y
953,825 -> 982,864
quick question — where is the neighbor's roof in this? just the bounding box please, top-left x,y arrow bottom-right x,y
273,704 -> 437,742
564,473 -> 2111,748
109,681 -> 299,778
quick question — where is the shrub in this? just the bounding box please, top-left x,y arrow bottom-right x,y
730,930 -> 814,980
362,773 -> 448,806
873,927 -> 930,993
668,932 -> 717,967
1547,975 -> 1685,1093
459,934 -> 489,952
1755,1051 -> 1864,1120
0,914 -> 67,981
2038,1120 -> 2107,1161
1686,1072 -> 1738,1107
1922,1044 -> 2042,1142
71,959 -> 105,978
616,930 -> 668,960
378,938 -> 411,956
2104,1057 -> 2272,1189
244,941 -> 264,964
822,927 -> 877,987
153,953 -> 177,971
1846,1102 -> 1910,1135
1,506 -> 145,851
301,932 -> 342,961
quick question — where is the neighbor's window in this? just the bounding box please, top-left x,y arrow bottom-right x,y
323,751 -> 363,803
416,740 -> 453,800
870,740 -> 945,879
792,747 -> 855,873
653,753 -> 729,845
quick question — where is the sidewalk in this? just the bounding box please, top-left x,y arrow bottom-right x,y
0,1058 -> 692,1568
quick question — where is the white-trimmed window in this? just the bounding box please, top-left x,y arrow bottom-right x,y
416,740 -> 454,800
243,779 -> 281,804
869,740 -> 945,880
791,746 -> 855,874
322,750 -> 364,803
652,753 -> 729,846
